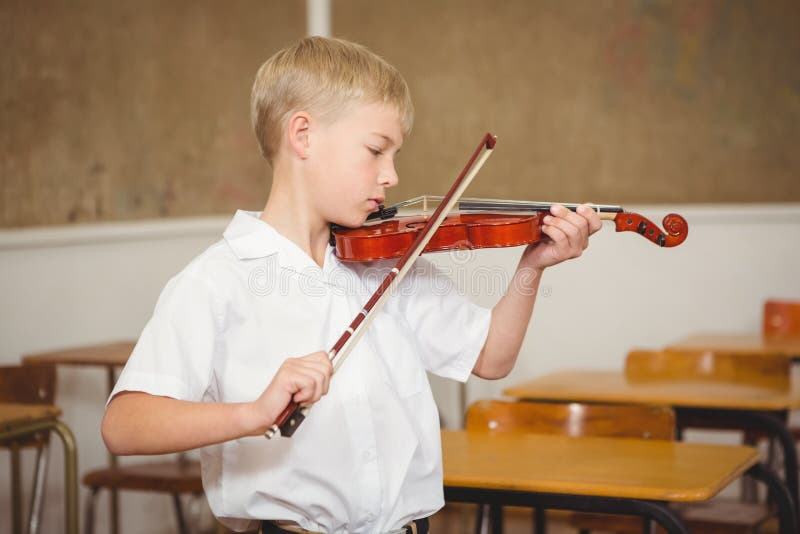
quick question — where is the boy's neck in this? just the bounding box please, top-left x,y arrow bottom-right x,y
260,174 -> 330,269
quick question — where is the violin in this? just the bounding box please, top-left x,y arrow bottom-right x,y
332,196 -> 688,262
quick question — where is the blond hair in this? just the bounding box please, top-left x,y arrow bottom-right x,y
251,36 -> 414,164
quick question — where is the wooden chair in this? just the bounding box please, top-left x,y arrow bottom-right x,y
0,363 -> 56,534
465,398 -> 772,534
763,300 -> 800,339
465,399 -> 675,440
82,456 -> 203,534
625,348 -> 791,390
762,299 -> 800,507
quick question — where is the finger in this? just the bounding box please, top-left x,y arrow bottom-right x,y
298,360 -> 332,396
543,210 -> 583,254
301,364 -> 329,402
308,350 -> 332,365
551,205 -> 590,247
540,221 -> 576,261
281,360 -> 321,403
293,350 -> 332,373
283,354 -> 332,404
551,203 -> 589,229
298,357 -> 332,376
290,373 -> 317,405
576,204 -> 603,234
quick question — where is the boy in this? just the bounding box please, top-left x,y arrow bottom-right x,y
102,36 -> 601,533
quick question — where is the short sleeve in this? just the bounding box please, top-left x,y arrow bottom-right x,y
396,257 -> 492,382
109,271 -> 223,404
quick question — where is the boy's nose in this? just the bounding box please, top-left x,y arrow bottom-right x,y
379,168 -> 399,188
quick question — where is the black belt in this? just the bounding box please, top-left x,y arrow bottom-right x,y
260,517 -> 429,534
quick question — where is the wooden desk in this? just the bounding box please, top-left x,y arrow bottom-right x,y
667,333 -> 800,360
504,370 -> 800,513
442,430 -> 796,534
22,340 -> 134,409
505,370 -> 800,410
22,340 -> 134,384
0,403 -> 78,534
22,340 -> 134,534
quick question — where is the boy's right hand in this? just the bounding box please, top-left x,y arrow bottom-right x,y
245,351 -> 333,435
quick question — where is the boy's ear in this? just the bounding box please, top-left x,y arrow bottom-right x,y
286,111 -> 311,159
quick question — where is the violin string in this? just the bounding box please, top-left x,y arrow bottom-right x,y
385,196 -> 622,215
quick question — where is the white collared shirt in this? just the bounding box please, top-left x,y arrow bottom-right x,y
110,210 -> 491,533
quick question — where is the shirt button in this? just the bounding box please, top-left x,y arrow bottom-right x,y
362,449 -> 373,461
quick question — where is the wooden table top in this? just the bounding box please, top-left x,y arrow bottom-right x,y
22,340 -> 135,367
0,403 -> 61,430
442,430 -> 760,502
503,370 -> 800,410
667,333 -> 800,357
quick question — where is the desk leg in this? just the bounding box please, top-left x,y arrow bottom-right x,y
52,421 -> 79,534
533,507 -> 545,533
674,407 -> 799,514
1,420 -> 78,534
106,366 -> 120,534
746,463 -> 798,534
444,488 -> 690,534
11,443 -> 22,534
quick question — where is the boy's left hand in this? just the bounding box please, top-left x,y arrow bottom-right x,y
521,204 -> 602,271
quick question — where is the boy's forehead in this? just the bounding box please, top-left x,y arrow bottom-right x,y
340,101 -> 404,144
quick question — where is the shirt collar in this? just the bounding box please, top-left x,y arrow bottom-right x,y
223,210 -> 336,272
223,210 -> 281,260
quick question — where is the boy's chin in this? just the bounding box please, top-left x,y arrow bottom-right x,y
331,214 -> 368,229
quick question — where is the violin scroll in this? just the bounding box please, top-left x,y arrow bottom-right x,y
613,212 -> 688,247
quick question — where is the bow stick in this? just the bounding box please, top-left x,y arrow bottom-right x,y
265,132 -> 497,439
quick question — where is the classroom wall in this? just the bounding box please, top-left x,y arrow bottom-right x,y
3,0 -> 799,228
1,204 -> 798,533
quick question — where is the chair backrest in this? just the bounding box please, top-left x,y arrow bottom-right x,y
0,364 -> 56,404
465,399 -> 674,440
0,364 -> 56,448
763,299 -> 800,339
625,349 -> 790,389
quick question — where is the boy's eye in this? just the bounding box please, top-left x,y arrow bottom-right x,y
367,146 -> 383,156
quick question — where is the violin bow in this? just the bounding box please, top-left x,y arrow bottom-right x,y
265,133 -> 497,439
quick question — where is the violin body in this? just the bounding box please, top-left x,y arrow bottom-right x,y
334,212 -> 547,262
